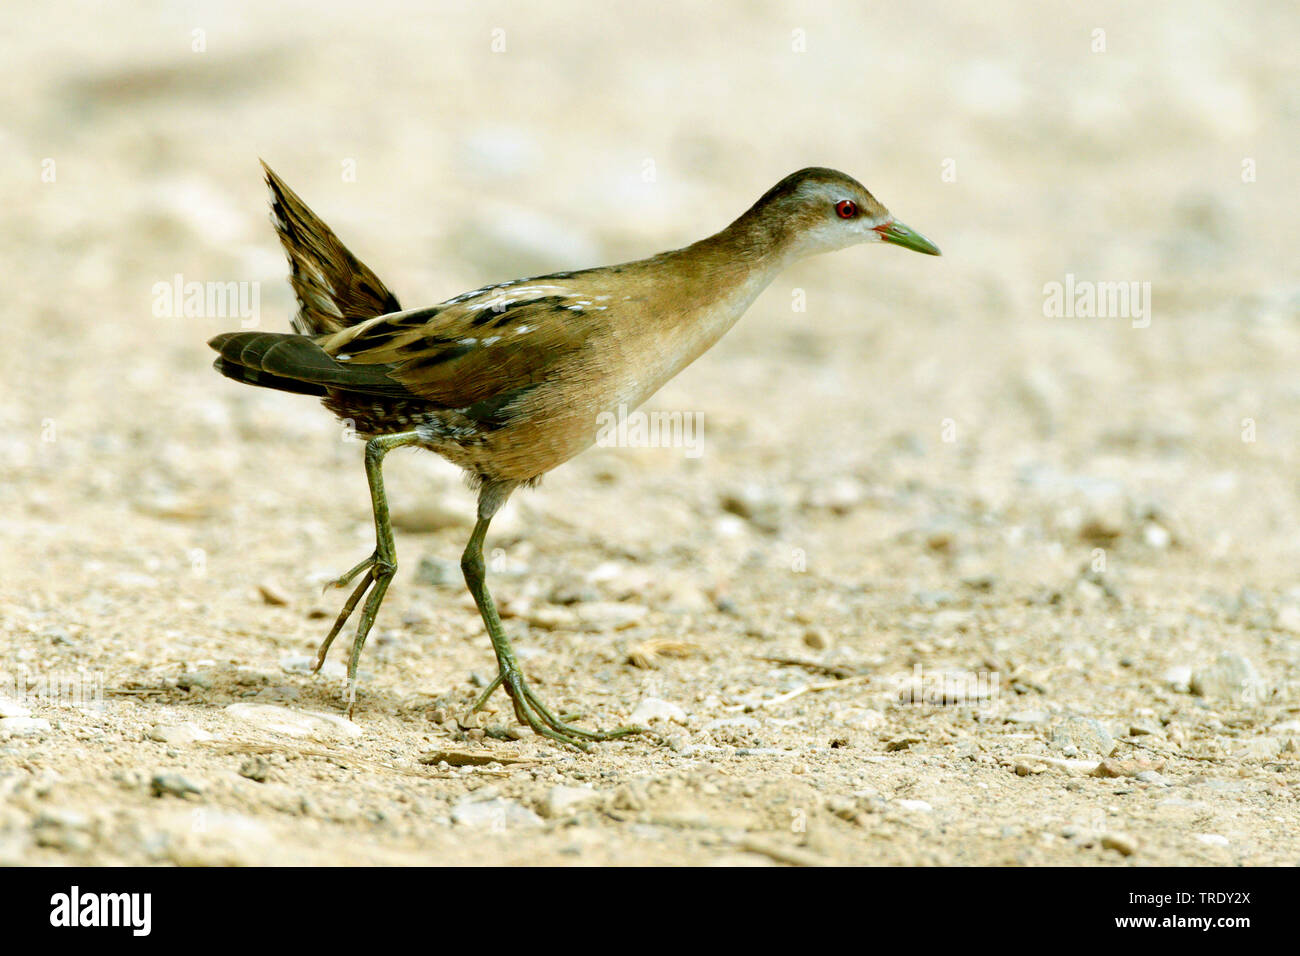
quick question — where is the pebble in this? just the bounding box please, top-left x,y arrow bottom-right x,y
1011,753 -> 1101,776
1196,834 -> 1230,847
161,812 -> 273,866
1005,710 -> 1050,726
893,799 -> 933,813
1190,652 -> 1263,702
0,717 -> 51,738
148,723 -> 213,745
1134,770 -> 1170,786
1100,832 -> 1138,856
540,785 -> 603,818
225,703 -> 362,739
806,475 -> 865,513
802,627 -> 832,650
257,581 -> 290,606
525,607 -> 578,630
630,698 -> 687,725
1143,523 -> 1171,549
450,797 -> 542,828
719,484 -> 783,533
0,699 -> 31,719
238,756 -> 270,782
1236,737 -> 1281,759
1273,604 -> 1300,634
1162,665 -> 1193,692
32,809 -> 95,852
151,773 -> 203,799
1051,717 -> 1116,757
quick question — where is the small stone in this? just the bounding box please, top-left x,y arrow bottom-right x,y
1162,665 -> 1193,692
1273,604 -> 1300,634
1010,753 -> 1100,775
0,699 -> 31,719
0,717 -> 51,738
1196,833 -> 1230,847
1190,652 -> 1264,703
1051,717 -> 1116,757
886,735 -> 924,752
31,810 -> 94,851
629,697 -> 686,725
1100,832 -> 1138,856
719,484 -> 783,533
238,756 -> 270,782
151,773 -> 203,799
1143,523 -> 1171,549
225,703 -> 362,739
807,476 -> 865,514
540,785 -> 603,818
451,797 -> 542,828
802,627 -> 831,650
257,581 -> 290,606
1005,710 -> 1049,726
893,799 -> 933,813
1236,736 -> 1281,759
148,723 -> 214,745
1134,770 -> 1170,786
525,607 -> 578,630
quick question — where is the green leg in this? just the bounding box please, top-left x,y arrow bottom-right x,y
462,481 -> 648,751
313,430 -> 422,717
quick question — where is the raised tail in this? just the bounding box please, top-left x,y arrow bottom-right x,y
261,160 -> 402,334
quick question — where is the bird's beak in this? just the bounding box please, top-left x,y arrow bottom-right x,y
874,219 -> 942,256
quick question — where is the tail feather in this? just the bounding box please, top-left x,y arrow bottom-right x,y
262,160 -> 402,334
208,331 -> 413,399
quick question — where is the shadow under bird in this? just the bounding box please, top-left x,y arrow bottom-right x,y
209,162 -> 940,749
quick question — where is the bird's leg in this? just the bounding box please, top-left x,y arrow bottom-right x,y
313,430 -> 422,716
462,482 -> 647,750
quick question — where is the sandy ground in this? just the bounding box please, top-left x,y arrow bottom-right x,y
2,2 -> 1298,866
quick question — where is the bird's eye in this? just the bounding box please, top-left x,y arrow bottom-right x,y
835,200 -> 858,219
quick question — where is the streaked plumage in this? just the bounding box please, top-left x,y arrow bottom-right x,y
208,161 -> 940,748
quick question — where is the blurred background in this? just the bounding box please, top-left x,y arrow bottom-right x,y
0,2 -> 1298,865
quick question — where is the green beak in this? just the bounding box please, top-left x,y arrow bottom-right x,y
875,219 -> 942,256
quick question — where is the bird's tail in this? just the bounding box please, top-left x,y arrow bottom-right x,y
261,160 -> 402,334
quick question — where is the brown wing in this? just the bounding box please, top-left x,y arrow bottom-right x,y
316,281 -> 612,410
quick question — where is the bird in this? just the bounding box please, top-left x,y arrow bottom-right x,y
209,161 -> 940,749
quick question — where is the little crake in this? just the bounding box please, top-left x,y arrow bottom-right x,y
210,163 -> 940,748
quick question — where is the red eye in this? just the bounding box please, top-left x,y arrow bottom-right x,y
835,200 -> 857,219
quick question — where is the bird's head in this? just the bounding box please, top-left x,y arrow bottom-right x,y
739,167 -> 941,260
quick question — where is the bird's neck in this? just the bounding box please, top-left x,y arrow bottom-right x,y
620,218 -> 796,403
659,214 -> 800,338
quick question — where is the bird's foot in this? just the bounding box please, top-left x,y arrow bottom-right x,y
311,551 -> 395,693
474,666 -> 647,752
324,552 -> 379,592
